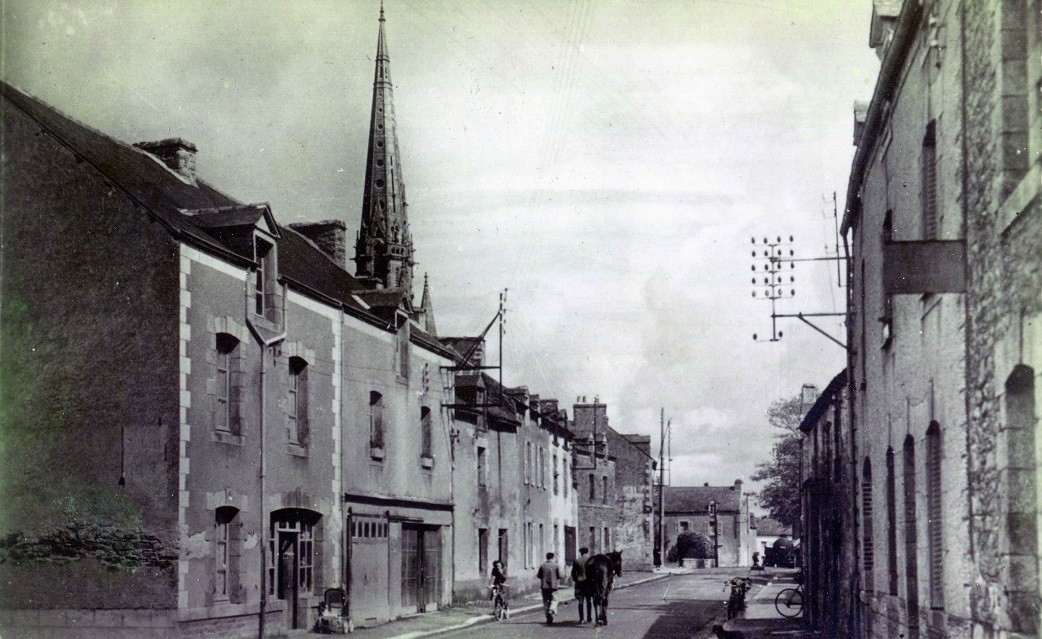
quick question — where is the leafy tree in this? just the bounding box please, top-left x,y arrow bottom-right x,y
666,531 -> 712,563
751,396 -> 803,533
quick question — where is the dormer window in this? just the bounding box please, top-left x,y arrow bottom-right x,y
252,238 -> 279,321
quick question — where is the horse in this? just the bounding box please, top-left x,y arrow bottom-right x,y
584,550 -> 622,626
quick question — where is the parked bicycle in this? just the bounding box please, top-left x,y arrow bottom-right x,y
490,584 -> 509,621
724,577 -> 751,620
774,583 -> 804,618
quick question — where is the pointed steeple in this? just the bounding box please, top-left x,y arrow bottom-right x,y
355,1 -> 414,297
420,272 -> 437,336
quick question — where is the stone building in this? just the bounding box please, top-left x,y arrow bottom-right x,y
798,371 -> 854,638
0,8 -> 461,637
445,359 -> 578,602
823,1 -> 1042,638
571,401 -> 657,570
660,482 -> 755,568
0,67 -> 457,638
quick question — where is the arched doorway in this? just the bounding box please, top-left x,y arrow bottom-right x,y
269,508 -> 321,630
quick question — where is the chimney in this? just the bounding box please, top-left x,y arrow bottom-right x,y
289,220 -> 348,269
704,482 -> 709,487
135,138 -> 197,184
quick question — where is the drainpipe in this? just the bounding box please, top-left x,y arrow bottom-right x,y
258,291 -> 288,639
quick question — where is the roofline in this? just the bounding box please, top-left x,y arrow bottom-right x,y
799,369 -> 849,433
841,0 -> 923,235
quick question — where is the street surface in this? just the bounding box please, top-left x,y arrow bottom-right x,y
436,570 -> 747,639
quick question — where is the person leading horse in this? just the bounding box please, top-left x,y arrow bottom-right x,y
583,550 -> 622,626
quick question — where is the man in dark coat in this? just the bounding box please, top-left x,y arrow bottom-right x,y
571,547 -> 593,623
536,552 -> 565,624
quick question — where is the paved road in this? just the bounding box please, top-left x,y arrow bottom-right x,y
436,571 -> 745,639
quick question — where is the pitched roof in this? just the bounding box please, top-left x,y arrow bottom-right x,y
754,518 -> 791,537
1,81 -> 457,360
799,369 -> 847,433
664,485 -> 742,514
1,81 -> 248,264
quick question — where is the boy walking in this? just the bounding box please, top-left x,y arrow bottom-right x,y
536,552 -> 564,624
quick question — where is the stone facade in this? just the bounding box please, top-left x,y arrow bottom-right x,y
571,402 -> 657,570
660,482 -> 755,568
824,1 -> 1042,638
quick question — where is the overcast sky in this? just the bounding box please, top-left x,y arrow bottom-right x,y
2,0 -> 880,497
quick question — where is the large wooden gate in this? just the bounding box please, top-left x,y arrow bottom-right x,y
401,525 -> 441,612
349,515 -> 389,624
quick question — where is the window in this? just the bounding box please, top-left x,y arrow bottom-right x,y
921,121 -> 938,239
862,458 -> 875,592
214,507 -> 239,600
589,474 -> 596,501
926,423 -> 943,609
589,526 -> 596,553
396,321 -> 409,379
369,391 -> 384,451
253,239 -> 276,319
1005,365 -> 1038,634
602,476 -> 609,504
539,523 -> 545,558
563,459 -> 569,498
420,406 -> 432,460
541,444 -> 550,487
288,357 -> 308,447
554,524 -> 559,556
881,212 -> 894,346
525,443 -> 532,485
680,521 -> 689,533
215,333 -> 240,434
903,435 -> 921,638
498,529 -> 508,565
886,447 -> 898,596
477,446 -> 487,487
604,527 -> 610,551
478,528 -> 489,576
553,454 -> 559,495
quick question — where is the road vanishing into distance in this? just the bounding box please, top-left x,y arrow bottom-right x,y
438,570 -> 749,639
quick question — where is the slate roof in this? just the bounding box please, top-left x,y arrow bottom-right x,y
754,518 -> 791,537
664,485 -> 742,514
2,81 -> 455,359
799,370 -> 847,433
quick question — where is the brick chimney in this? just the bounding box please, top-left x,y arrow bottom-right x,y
135,138 -> 197,184
289,220 -> 348,269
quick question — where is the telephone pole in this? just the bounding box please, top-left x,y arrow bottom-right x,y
658,408 -> 666,567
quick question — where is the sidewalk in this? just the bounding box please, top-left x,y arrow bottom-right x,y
316,571 -> 671,639
714,571 -> 818,639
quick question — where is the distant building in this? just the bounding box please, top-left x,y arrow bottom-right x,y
571,401 -> 657,570
754,517 -> 794,559
660,482 -> 755,567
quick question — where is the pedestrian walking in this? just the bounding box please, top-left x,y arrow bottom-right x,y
536,552 -> 565,624
571,546 -> 593,623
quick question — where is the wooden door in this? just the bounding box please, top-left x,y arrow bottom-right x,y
349,517 -> 390,623
421,527 -> 441,610
401,526 -> 420,611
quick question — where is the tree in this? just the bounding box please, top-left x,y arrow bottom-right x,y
666,531 -> 712,563
751,396 -> 803,532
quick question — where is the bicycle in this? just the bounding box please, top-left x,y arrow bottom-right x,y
774,583 -> 804,618
490,584 -> 509,621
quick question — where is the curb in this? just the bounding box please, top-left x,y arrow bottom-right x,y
377,573 -> 672,639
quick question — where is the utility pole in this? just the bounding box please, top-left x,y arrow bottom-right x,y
658,408 -> 666,568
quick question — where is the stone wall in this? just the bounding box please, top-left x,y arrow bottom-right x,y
0,95 -> 181,612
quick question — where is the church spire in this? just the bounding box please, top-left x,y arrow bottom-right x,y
355,1 -> 414,297
420,272 -> 437,336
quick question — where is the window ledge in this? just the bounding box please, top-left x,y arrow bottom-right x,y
287,442 -> 309,458
421,456 -> 434,469
212,430 -> 244,446
370,446 -> 385,461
